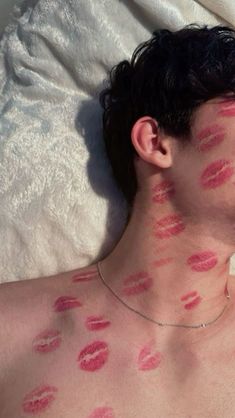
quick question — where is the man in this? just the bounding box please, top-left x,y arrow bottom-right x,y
1,23 -> 235,417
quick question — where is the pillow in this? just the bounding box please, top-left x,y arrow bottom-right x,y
0,0 -> 232,283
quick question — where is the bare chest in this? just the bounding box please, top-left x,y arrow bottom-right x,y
2,329 -> 235,418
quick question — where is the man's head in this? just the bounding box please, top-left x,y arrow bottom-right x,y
99,24 -> 235,221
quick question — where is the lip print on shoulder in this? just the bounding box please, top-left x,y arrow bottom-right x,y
53,295 -> 83,312
22,384 -> 58,414
32,329 -> 62,353
85,315 -> 111,331
72,268 -> 99,283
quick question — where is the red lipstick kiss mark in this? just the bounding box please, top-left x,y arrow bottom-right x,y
85,315 -> 111,331
22,384 -> 58,414
138,342 -> 162,371
88,407 -> 114,418
32,329 -> 62,353
121,272 -> 153,296
180,291 -> 202,310
154,214 -> 185,239
78,340 -> 109,371
72,269 -> 98,283
218,100 -> 235,116
153,257 -> 174,268
152,180 -> 175,204
53,296 -> 82,312
200,159 -> 234,189
196,124 -> 226,151
187,251 -> 218,272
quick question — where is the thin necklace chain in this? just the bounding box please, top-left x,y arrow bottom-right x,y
96,261 -> 231,329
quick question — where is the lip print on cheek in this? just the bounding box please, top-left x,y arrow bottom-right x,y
180,291 -> 202,310
154,214 -> 185,239
32,329 -> 62,353
217,99 -> 235,117
22,384 -> 58,414
187,251 -> 218,272
72,269 -> 98,283
85,315 -> 111,331
53,295 -> 83,312
137,342 -> 162,371
151,180 -> 175,204
121,271 -> 153,297
88,406 -> 115,418
77,340 -> 109,371
200,158 -> 234,189
196,123 -> 226,152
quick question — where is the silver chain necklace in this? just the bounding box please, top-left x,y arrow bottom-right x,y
96,261 -> 231,329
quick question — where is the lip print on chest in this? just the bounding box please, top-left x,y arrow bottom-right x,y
77,340 -> 109,371
137,341 -> 163,371
22,384 -> 58,415
88,406 -> 115,418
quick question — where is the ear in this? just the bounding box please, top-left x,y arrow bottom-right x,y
131,116 -> 173,169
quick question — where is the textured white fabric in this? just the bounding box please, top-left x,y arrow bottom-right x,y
0,0 -> 234,283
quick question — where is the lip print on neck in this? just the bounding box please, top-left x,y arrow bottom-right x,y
121,271 -> 153,297
154,214 -> 185,239
151,180 -> 175,204
180,291 -> 202,310
187,251 -> 218,272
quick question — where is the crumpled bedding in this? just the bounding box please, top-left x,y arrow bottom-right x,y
0,0 -> 234,283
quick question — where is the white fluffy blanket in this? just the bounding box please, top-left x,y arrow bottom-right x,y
0,0 -> 234,283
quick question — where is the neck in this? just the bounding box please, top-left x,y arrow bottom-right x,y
98,191 -> 235,344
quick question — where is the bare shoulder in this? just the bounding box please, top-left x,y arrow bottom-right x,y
0,263 -> 100,373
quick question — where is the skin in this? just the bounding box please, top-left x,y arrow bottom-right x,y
99,92 -> 235,350
2,94 -> 235,417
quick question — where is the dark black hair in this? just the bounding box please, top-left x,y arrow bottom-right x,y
98,23 -> 235,214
